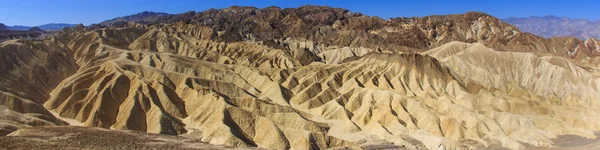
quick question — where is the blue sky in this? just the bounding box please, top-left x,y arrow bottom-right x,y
1,0 -> 599,26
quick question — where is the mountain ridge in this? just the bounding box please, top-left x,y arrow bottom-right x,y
89,6 -> 600,61
5,23 -> 77,31
2,5 -> 600,150
502,16 -> 600,40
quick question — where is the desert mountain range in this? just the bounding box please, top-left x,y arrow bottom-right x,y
503,16 -> 600,40
1,5 -> 600,150
0,23 -> 52,41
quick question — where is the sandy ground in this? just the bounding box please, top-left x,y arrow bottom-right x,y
0,126 -> 260,150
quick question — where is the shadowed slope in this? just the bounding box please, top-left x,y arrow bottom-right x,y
0,39 -> 78,135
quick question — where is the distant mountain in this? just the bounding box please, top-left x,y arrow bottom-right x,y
6,23 -> 77,31
0,23 -> 49,41
37,23 -> 77,31
0,23 -> 8,31
7,25 -> 31,30
27,27 -> 46,33
0,30 -> 42,41
100,11 -> 173,26
502,16 -> 600,39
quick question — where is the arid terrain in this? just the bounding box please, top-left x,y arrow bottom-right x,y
1,5 -> 600,150
1,126 -> 257,149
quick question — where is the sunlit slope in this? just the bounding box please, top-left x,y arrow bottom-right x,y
42,28 -> 600,149
0,39 -> 77,135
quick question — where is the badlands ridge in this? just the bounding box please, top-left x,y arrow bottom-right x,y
1,6 -> 600,150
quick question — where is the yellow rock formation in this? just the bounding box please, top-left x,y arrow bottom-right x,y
1,24 -> 600,149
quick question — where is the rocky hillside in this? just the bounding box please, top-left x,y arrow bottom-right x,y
98,6 -> 599,60
2,5 -> 600,150
503,16 -> 600,40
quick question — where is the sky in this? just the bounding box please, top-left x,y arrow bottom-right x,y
1,0 -> 599,26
